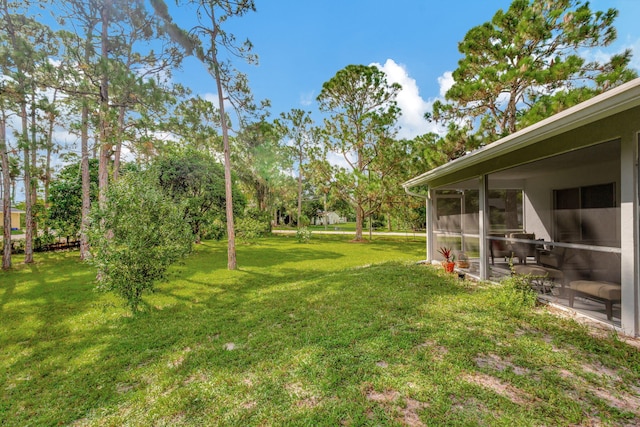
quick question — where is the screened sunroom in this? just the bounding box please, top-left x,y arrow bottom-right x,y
404,79 -> 640,336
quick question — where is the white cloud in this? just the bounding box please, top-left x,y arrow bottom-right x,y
372,59 -> 444,139
438,71 -> 454,98
623,38 -> 640,73
579,38 -> 640,75
202,92 -> 219,105
327,151 -> 353,171
299,90 -> 315,107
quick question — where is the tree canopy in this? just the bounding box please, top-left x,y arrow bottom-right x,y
317,64 -> 402,241
89,170 -> 192,313
155,149 -> 245,243
48,159 -> 99,239
1,0 -> 638,278
432,0 -> 637,144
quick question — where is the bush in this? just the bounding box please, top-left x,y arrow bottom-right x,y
494,274 -> 539,313
202,218 -> 226,241
235,216 -> 270,243
297,214 -> 310,227
245,208 -> 272,232
154,150 -> 245,243
88,172 -> 192,314
34,232 -> 56,251
296,226 -> 312,243
369,218 -> 385,229
10,239 -> 25,254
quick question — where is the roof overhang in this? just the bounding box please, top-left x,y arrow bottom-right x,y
0,208 -> 25,214
404,78 -> 640,190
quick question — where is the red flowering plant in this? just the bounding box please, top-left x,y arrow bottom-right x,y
438,247 -> 456,273
438,247 -> 453,262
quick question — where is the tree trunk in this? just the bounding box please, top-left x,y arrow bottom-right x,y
323,191 -> 328,231
80,103 -> 91,260
30,93 -> 38,236
21,104 -> 33,264
222,121 -> 237,270
354,203 -> 364,241
213,62 -> 236,269
297,152 -> 303,226
354,146 -> 365,241
43,90 -> 58,212
112,105 -> 125,181
0,113 -> 12,270
98,1 -> 111,209
79,22 -> 96,261
208,15 -> 237,270
1,0 -> 34,261
256,182 -> 268,212
44,124 -> 53,208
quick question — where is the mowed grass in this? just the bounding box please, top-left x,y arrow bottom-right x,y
1,235 -> 640,426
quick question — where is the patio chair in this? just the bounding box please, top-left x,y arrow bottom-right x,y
489,233 -> 513,265
509,233 -> 536,264
536,246 -> 566,269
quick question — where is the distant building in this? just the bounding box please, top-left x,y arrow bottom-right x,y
313,211 -> 347,226
0,207 -> 24,230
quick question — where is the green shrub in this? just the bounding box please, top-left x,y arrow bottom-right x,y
88,172 -> 192,314
494,274 -> 538,313
235,216 -> 270,243
10,239 -> 25,254
202,218 -> 226,241
34,232 -> 56,251
297,214 -> 310,227
245,208 -> 272,232
296,226 -> 312,243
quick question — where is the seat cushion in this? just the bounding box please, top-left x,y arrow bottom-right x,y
567,280 -> 621,300
538,252 -> 561,268
513,265 -> 564,282
512,265 -> 547,276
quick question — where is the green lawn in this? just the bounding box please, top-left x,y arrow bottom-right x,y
1,235 -> 639,426
275,222 -> 423,233
274,222 -> 358,232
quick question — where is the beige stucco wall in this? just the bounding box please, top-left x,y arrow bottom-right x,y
0,212 -> 21,229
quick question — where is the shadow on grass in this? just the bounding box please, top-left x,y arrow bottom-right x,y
1,239 -> 430,425
3,239 -> 638,426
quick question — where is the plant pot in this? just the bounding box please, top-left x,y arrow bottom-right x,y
456,260 -> 469,269
441,261 -> 455,273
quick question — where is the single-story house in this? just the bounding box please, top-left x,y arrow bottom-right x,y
312,211 -> 347,226
403,78 -> 640,337
0,207 -> 24,230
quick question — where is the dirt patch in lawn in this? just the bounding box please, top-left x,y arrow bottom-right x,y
416,340 -> 449,361
462,372 -> 532,405
286,382 -> 320,409
557,366 -> 640,419
475,353 -> 530,375
587,385 -> 640,417
364,385 -> 428,427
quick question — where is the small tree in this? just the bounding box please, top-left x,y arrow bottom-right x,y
88,170 -> 192,313
317,64 -> 402,241
154,149 -> 245,243
48,159 -> 99,239
275,109 -> 319,227
151,0 -> 259,270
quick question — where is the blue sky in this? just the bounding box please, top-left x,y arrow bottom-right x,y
169,0 -> 640,139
